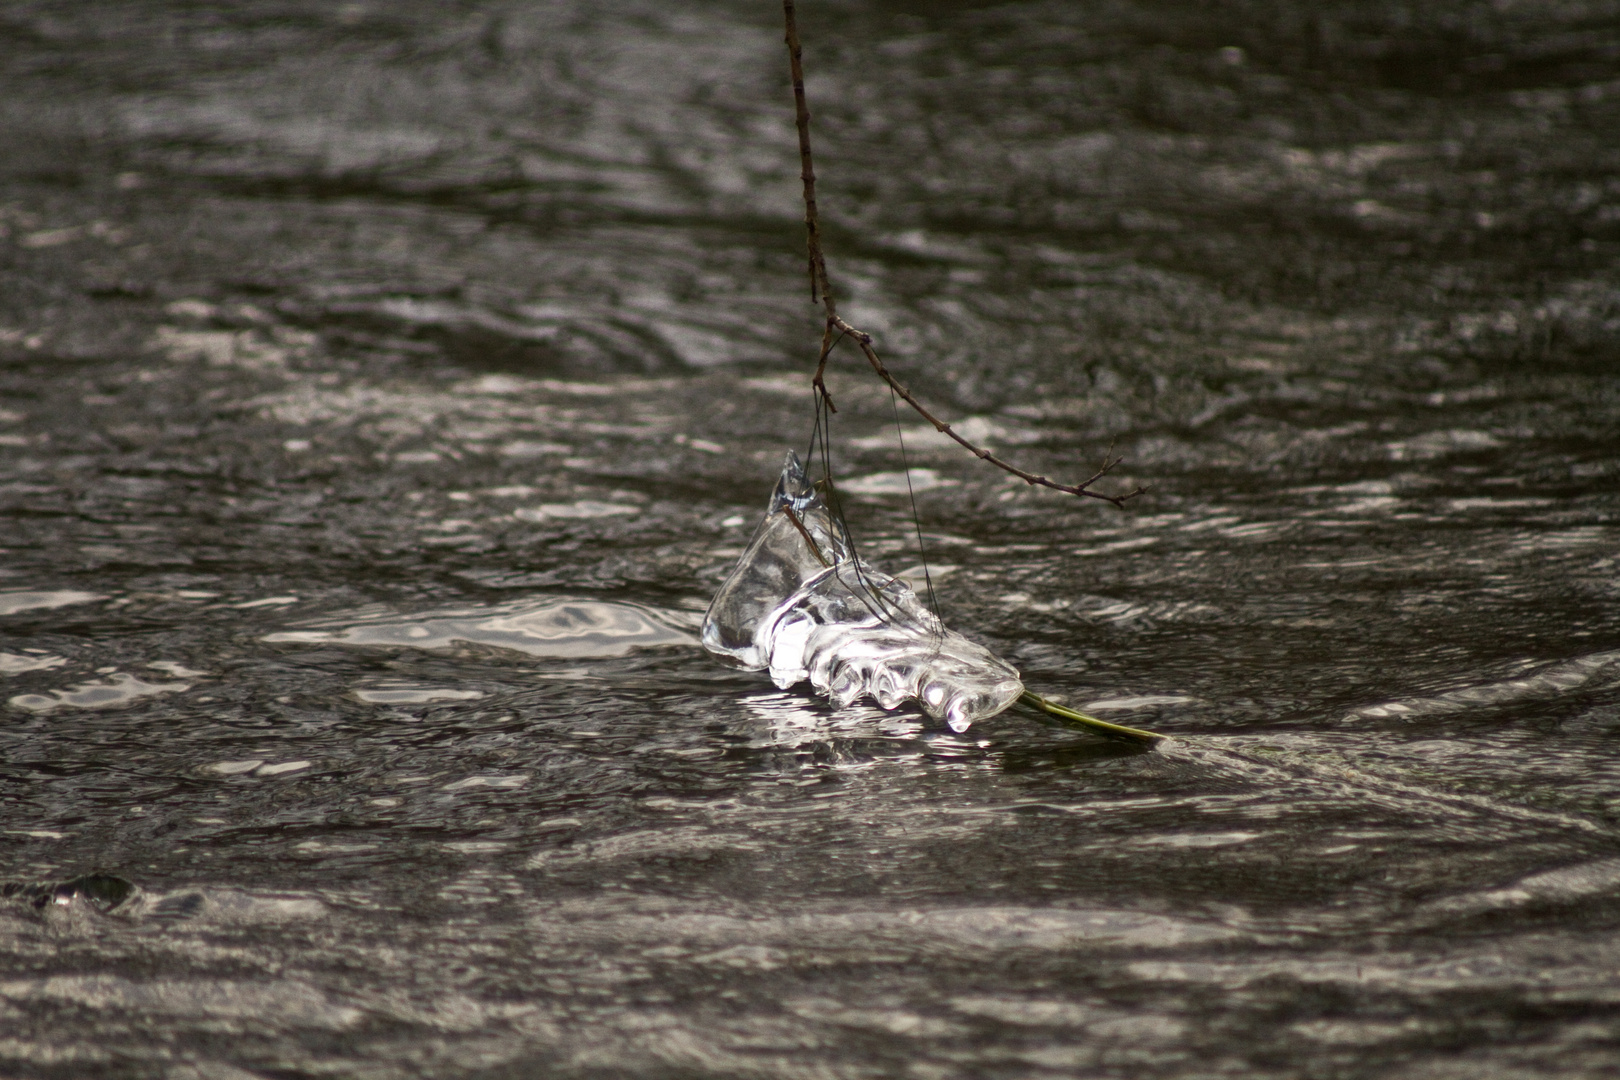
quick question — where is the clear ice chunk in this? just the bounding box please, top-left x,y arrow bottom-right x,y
703,452 -> 1023,732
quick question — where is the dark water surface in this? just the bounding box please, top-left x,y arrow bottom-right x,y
3,1 -> 1620,1076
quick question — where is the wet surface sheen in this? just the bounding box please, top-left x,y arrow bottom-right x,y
2,1 -> 1619,1077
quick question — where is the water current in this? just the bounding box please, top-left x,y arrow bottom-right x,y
2,1 -> 1619,1076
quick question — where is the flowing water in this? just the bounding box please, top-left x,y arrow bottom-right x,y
2,1 -> 1619,1076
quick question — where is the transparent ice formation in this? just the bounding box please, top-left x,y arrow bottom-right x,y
703,452 -> 1023,732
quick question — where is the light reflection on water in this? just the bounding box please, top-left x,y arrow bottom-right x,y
264,596 -> 698,657
1,0 -> 1618,1076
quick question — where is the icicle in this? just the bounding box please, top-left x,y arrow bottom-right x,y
703,452 -> 1023,731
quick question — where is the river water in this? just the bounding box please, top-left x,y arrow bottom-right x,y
2,1 -> 1618,1076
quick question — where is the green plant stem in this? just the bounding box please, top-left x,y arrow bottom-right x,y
1018,690 -> 1165,745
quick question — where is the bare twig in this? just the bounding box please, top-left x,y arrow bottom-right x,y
781,0 -> 1144,508
783,0 -> 832,308
828,315 -> 1147,507
782,504 -> 830,567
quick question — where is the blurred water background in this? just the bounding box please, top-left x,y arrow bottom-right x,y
2,1 -> 1619,1076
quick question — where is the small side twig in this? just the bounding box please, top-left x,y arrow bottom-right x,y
829,315 -> 1146,508
781,0 -> 1144,509
783,0 -> 832,309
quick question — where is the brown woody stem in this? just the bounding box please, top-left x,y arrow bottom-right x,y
783,0 -> 831,307
781,0 -> 1143,508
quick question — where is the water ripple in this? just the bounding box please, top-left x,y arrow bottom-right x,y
265,597 -> 697,658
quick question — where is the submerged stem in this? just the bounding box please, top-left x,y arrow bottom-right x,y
1017,691 -> 1165,745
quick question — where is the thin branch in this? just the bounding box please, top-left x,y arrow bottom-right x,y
783,0 -> 831,308
781,0 -> 1144,509
829,315 -> 1148,508
811,320 -> 838,413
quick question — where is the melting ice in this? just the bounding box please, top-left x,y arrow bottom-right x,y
703,452 -> 1023,731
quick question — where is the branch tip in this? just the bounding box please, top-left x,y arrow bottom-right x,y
783,0 -> 1144,511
